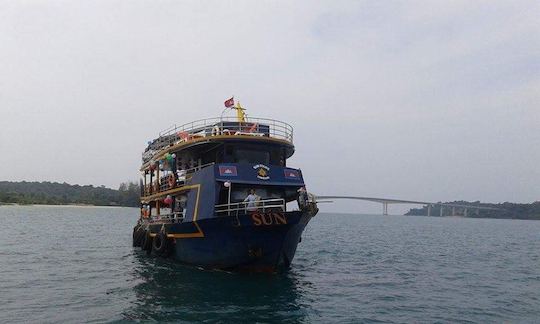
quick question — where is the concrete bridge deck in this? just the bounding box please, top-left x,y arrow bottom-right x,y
315,195 -> 503,216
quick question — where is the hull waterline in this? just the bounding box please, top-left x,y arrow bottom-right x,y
137,211 -> 313,272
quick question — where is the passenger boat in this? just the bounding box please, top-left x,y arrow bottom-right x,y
132,100 -> 318,272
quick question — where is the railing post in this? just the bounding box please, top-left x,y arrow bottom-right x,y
227,183 -> 232,216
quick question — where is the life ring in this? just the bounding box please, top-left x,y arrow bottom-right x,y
222,129 -> 232,135
211,125 -> 220,136
152,231 -> 172,257
168,175 -> 175,189
178,131 -> 189,140
247,123 -> 258,133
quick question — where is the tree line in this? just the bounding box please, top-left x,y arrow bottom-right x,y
0,181 -> 140,207
406,200 -> 540,220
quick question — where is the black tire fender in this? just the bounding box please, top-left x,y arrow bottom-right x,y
152,231 -> 171,257
141,230 -> 153,254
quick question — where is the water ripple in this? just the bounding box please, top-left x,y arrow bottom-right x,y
0,207 -> 539,323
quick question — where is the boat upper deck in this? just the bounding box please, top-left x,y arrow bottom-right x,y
142,116 -> 294,166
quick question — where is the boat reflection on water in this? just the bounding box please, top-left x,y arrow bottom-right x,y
122,252 -> 312,322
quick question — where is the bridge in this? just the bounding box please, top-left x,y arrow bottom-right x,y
314,195 -> 503,216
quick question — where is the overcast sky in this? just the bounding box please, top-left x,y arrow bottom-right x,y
1,1 -> 538,213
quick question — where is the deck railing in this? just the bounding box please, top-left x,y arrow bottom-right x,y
215,198 -> 286,216
142,163 -> 215,196
141,198 -> 285,224
140,198 -> 285,224
143,117 -> 293,163
144,212 -> 184,224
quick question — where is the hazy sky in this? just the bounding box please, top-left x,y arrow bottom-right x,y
1,1 -> 539,213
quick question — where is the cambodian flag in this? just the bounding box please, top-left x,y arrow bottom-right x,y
224,97 -> 234,108
284,169 -> 301,179
219,166 -> 238,176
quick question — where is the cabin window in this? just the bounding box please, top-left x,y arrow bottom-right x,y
271,149 -> 285,166
233,148 -> 270,165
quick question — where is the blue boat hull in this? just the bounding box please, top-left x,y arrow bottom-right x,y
143,211 -> 313,272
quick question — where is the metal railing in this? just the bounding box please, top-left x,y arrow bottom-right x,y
143,163 -> 215,196
215,198 -> 286,216
143,117 -> 293,163
144,212 -> 185,224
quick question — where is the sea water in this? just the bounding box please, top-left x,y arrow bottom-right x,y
0,205 -> 539,323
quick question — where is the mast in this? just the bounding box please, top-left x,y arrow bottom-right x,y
231,101 -> 247,122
